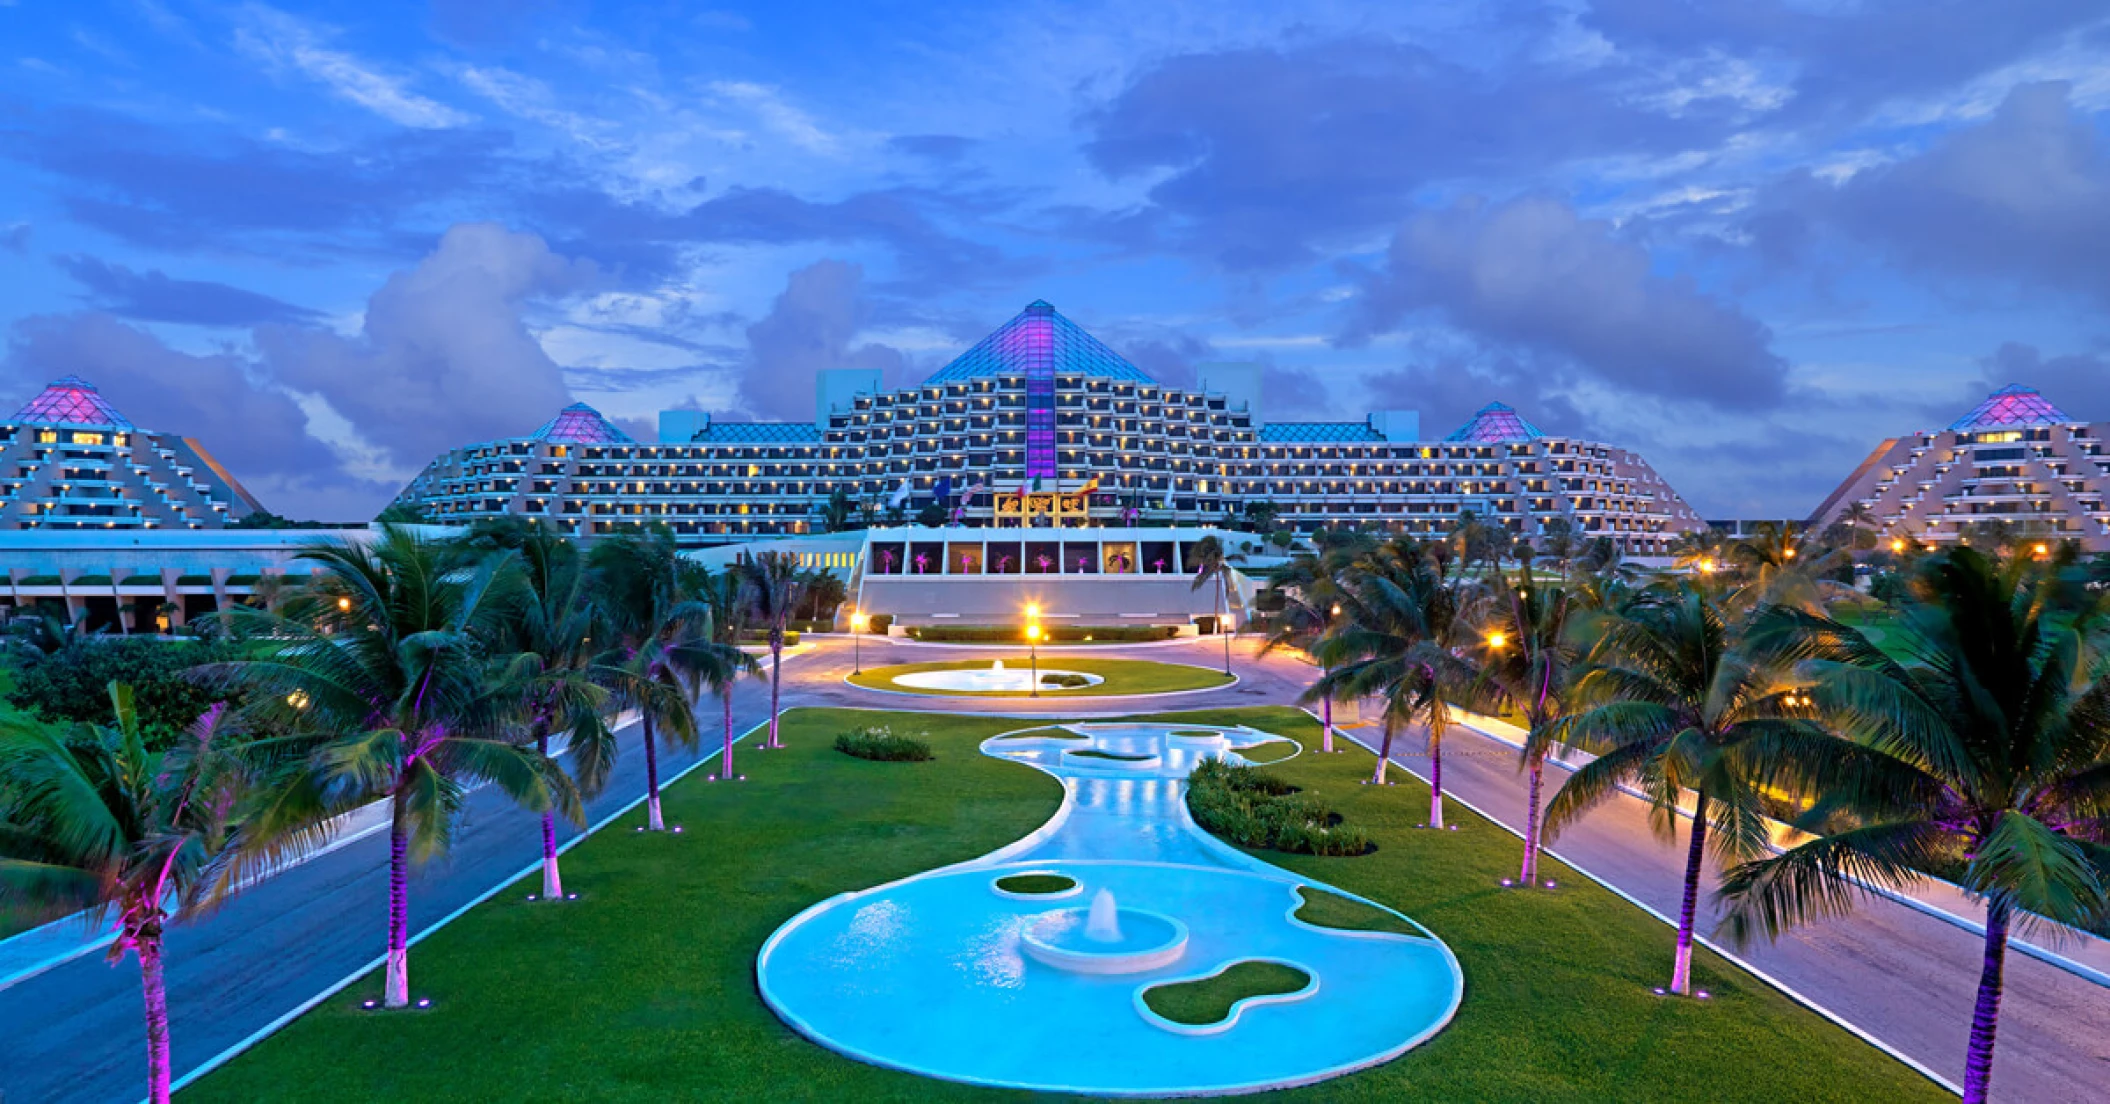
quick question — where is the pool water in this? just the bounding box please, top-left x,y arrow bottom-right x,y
757,723 -> 1464,1096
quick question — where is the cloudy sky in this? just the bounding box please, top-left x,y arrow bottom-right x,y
2,1 -> 2106,521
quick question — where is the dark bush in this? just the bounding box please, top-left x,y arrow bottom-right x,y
833,726 -> 933,762
1185,759 -> 1370,857
4,637 -> 255,750
1040,672 -> 1091,688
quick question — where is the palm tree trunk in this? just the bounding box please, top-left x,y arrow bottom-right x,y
1671,792 -> 1710,994
1963,899 -> 2011,1104
641,712 -> 665,832
138,928 -> 172,1104
1428,730 -> 1445,829
721,689 -> 735,777
1320,694 -> 1335,753
1371,718 -> 1393,785
385,790 -> 411,1007
767,633 -> 784,748
1519,750 -> 1544,886
1219,575 -> 1231,675
538,732 -> 562,899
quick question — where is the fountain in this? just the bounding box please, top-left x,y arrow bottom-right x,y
890,660 -> 1104,693
1020,886 -> 1187,975
1085,889 -> 1122,942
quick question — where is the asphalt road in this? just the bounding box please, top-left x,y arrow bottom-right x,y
3,634 -> 2105,1102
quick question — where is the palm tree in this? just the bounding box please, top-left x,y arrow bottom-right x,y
206,527 -> 573,1008
1548,582 -> 1850,994
1729,521 -> 1845,613
738,550 -> 804,750
0,686 -> 249,1103
1311,539 -> 1476,826
1722,549 -> 2110,1104
590,531 -> 714,831
1474,569 -> 1582,888
693,564 -> 764,779
1189,535 -> 1233,675
1262,545 -> 1348,753
503,531 -> 616,900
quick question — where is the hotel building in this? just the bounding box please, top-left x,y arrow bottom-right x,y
1809,385 -> 2109,551
393,301 -> 1705,552
0,376 -> 263,530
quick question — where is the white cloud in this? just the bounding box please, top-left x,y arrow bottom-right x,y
708,80 -> 841,154
460,65 -> 620,149
235,6 -> 472,129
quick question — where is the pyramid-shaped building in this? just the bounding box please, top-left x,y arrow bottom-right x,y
0,376 -> 262,529
1811,384 -> 2108,550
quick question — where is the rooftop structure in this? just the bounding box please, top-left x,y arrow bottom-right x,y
0,376 -> 264,531
1445,402 -> 1543,443
533,402 -> 634,445
1809,384 -> 2108,550
393,301 -> 1703,553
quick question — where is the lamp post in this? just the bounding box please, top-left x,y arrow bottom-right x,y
849,610 -> 868,675
1026,622 -> 1042,697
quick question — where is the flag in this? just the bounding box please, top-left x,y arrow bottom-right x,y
932,475 -> 954,503
887,479 -> 912,509
1079,475 -> 1100,495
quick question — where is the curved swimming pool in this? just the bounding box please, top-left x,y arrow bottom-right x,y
756,722 -> 1463,1096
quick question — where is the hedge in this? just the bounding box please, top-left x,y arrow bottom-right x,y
904,624 -> 1177,644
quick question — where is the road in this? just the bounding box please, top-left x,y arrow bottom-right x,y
1,634 -> 2104,1102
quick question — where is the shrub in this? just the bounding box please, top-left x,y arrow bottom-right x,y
1185,759 -> 1370,857
3,637 -> 256,751
833,726 -> 932,762
1040,672 -> 1090,688
739,629 -> 802,646
866,613 -> 895,634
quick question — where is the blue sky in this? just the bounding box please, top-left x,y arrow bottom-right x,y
2,1 -> 2107,520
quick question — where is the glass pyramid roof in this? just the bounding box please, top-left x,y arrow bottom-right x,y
1444,401 -> 1542,442
10,375 -> 135,429
531,402 -> 634,444
922,301 -> 1156,385
1947,384 -> 2071,431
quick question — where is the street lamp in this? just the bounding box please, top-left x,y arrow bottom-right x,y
1025,622 -> 1042,697
849,610 -> 868,675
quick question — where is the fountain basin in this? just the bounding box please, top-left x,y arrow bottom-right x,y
1021,906 -> 1189,975
891,666 -> 1105,693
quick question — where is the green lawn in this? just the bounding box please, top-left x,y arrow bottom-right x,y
188,706 -> 1944,1103
847,657 -> 1233,697
1142,960 -> 1310,1026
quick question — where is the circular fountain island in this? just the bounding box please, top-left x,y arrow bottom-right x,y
889,659 -> 1104,693
1021,889 -> 1189,975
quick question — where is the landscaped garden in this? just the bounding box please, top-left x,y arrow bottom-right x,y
187,705 -> 1945,1103
847,657 -> 1233,697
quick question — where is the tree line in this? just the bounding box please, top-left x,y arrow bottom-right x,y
0,525 -> 816,1103
1266,526 -> 2109,1104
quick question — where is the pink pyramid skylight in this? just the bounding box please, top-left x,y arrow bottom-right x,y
531,402 -> 633,444
10,375 -> 135,429
1444,402 -> 1542,442
1947,384 -> 2071,431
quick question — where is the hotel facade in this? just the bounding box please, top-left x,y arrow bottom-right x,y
394,301 -> 1706,553
1809,385 -> 2110,551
